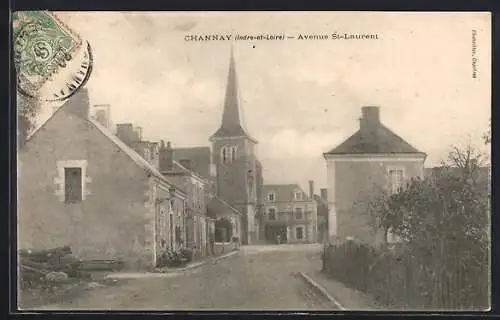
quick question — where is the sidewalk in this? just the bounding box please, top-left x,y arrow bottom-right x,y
301,270 -> 382,311
105,249 -> 240,280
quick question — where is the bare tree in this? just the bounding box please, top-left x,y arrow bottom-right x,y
17,94 -> 40,147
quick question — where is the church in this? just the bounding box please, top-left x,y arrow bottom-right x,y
208,49 -> 264,245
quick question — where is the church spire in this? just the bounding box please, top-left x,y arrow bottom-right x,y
210,46 -> 256,143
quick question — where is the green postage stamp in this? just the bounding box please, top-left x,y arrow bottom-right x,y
13,11 -> 88,100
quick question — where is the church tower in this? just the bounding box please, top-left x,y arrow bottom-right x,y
210,48 -> 259,245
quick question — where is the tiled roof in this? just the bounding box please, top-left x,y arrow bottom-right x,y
325,124 -> 424,155
209,49 -> 257,143
25,89 -> 187,196
172,147 -> 211,178
262,184 -> 312,202
89,119 -> 187,195
164,160 -> 207,184
206,195 -> 241,219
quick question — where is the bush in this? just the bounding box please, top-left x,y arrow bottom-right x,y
323,240 -> 377,292
324,145 -> 490,310
156,247 -> 193,268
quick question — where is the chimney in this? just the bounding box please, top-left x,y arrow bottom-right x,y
92,104 -> 111,128
360,106 -> 380,136
158,140 -> 174,173
135,126 -> 143,141
179,159 -> 192,171
308,180 -> 314,199
116,123 -> 136,146
64,87 -> 90,119
320,188 -> 328,201
159,140 -> 167,172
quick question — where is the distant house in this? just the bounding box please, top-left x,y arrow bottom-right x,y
261,183 -> 318,244
159,141 -> 209,258
171,146 -> 212,180
17,88 -> 188,270
323,106 -> 426,245
313,188 -> 329,243
424,165 -> 490,196
206,195 -> 242,244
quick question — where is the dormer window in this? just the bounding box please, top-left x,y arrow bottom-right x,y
267,192 -> 276,201
294,191 -> 302,201
221,145 -> 238,164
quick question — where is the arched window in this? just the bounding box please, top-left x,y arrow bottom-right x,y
222,147 -> 228,163
231,146 -> 237,161
221,146 -> 238,164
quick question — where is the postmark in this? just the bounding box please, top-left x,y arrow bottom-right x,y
13,11 -> 93,101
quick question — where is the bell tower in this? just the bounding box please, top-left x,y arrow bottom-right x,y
209,48 -> 258,245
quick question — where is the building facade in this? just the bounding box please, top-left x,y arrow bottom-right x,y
18,89 -> 187,270
209,50 -> 262,245
323,106 -> 426,246
159,141 -> 209,258
206,195 -> 242,244
261,184 -> 318,244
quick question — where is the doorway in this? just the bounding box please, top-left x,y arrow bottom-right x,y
265,224 -> 287,244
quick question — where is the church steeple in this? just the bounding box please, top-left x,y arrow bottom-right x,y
210,47 -> 256,143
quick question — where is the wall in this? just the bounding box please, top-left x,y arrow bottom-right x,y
212,138 -> 257,207
261,199 -> 317,243
326,156 -> 424,245
18,110 -> 155,269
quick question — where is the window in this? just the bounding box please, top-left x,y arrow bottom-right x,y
294,192 -> 302,201
268,193 -> 276,201
296,227 -> 304,240
221,146 -> 238,164
387,227 -> 402,244
64,167 -> 82,203
55,160 -> 90,202
222,147 -> 228,163
295,207 -> 303,220
268,208 -> 276,220
389,169 -> 404,194
231,146 -> 237,161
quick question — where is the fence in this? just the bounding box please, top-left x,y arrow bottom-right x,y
323,240 -> 489,310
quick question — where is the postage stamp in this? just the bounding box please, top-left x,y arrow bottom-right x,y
13,11 -> 92,101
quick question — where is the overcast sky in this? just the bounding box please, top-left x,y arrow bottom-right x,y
37,11 -> 491,191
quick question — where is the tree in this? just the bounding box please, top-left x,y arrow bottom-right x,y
367,143 -> 490,308
483,118 -> 491,145
17,94 -> 40,147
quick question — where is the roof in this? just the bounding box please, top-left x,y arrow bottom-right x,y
206,195 -> 242,219
172,146 -> 211,178
89,120 -> 186,194
424,165 -> 491,181
164,160 -> 207,184
24,90 -> 187,197
262,184 -> 313,202
325,124 -> 424,155
209,49 -> 257,143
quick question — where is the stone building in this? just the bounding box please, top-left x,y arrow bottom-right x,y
18,88 -> 187,269
159,141 -> 209,258
209,50 -> 262,245
261,183 -> 318,244
323,106 -> 426,245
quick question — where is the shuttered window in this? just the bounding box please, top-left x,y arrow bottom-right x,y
64,167 -> 82,203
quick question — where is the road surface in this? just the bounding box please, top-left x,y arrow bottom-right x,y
35,244 -> 338,310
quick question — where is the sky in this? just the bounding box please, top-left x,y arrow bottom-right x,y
35,11 -> 491,191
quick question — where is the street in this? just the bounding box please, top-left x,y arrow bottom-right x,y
38,244 -> 339,310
